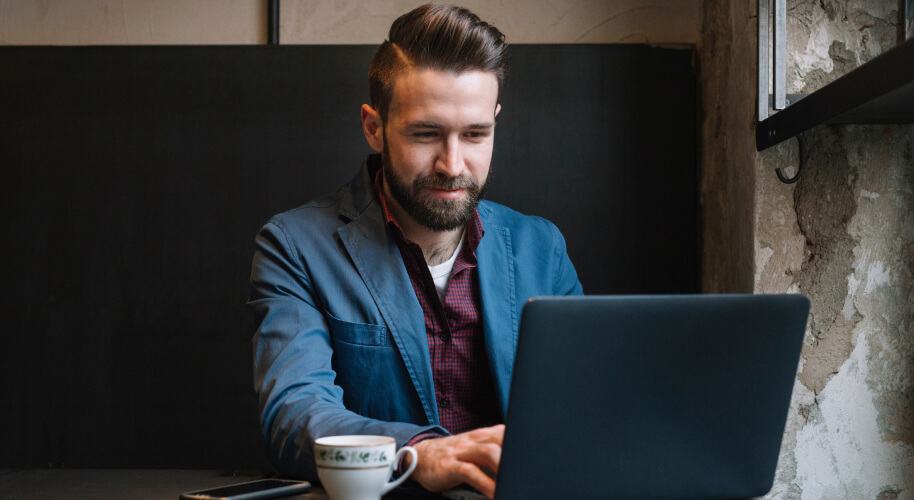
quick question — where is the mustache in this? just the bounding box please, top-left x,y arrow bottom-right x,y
413,174 -> 479,191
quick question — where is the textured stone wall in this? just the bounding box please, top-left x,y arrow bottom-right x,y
753,1 -> 914,498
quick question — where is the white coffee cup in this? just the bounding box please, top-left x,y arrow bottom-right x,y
314,435 -> 418,500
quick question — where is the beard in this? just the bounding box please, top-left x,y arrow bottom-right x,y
382,138 -> 489,232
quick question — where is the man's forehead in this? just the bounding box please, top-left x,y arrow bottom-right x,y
387,67 -> 499,117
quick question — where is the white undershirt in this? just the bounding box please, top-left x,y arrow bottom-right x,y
427,235 -> 465,303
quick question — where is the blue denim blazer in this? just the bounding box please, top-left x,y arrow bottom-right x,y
248,155 -> 583,478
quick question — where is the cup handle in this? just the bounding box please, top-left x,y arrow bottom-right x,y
381,445 -> 418,495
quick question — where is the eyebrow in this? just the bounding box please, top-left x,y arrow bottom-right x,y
402,121 -> 496,130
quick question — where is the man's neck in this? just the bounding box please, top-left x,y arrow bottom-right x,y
382,185 -> 465,266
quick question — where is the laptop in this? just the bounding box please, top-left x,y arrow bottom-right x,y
490,294 -> 810,500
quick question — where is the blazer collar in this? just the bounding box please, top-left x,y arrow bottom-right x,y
338,154 -> 382,222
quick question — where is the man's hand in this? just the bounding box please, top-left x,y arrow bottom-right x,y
408,424 -> 505,499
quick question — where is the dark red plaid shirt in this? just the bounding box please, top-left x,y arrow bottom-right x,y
374,171 -> 501,436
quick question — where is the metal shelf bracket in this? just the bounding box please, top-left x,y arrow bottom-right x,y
758,0 -> 789,121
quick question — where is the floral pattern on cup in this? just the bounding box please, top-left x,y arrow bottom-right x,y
316,448 -> 389,466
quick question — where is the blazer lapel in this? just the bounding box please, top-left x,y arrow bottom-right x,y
476,209 -> 517,418
337,197 -> 439,426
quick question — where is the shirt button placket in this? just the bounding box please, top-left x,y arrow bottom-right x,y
441,319 -> 456,342
440,318 -> 453,342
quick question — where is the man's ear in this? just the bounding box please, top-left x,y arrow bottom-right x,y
361,104 -> 384,153
495,103 -> 502,118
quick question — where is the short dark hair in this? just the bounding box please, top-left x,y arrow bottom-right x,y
368,3 -> 508,122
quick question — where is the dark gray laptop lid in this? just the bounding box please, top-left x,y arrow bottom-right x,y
495,294 -> 810,500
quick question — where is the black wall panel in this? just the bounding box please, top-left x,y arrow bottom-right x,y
0,45 -> 697,469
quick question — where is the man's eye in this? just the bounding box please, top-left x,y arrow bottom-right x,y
414,132 -> 437,138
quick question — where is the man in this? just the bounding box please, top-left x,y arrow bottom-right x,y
248,4 -> 582,498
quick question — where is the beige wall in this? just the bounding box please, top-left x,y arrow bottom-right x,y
0,0 -> 266,45
281,1 -> 698,44
0,0 -> 698,45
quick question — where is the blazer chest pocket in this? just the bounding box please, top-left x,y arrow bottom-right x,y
326,311 -> 388,347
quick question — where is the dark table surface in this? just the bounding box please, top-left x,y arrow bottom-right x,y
0,469 -> 453,500
0,468 -> 762,499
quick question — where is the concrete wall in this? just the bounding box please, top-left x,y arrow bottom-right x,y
702,0 -> 914,498
0,0 -> 698,45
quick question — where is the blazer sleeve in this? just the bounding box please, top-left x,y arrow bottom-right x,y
247,220 -> 444,480
549,220 -> 584,296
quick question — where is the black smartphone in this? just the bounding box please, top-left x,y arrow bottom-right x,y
180,479 -> 311,500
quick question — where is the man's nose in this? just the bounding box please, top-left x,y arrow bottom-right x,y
434,135 -> 465,178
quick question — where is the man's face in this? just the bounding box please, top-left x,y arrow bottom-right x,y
379,68 -> 500,232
